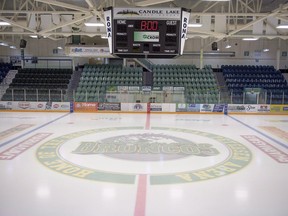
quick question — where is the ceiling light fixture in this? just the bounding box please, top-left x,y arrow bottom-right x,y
242,38 -> 258,41
188,23 -> 202,28
84,23 -> 105,27
202,0 -> 229,1
135,0 -> 174,6
0,21 -> 11,26
225,45 -> 231,49
0,42 -> 9,46
263,48 -> 269,52
276,25 -> 288,29
30,35 -> 38,38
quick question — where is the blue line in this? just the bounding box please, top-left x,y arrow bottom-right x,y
228,115 -> 288,149
0,112 -> 71,148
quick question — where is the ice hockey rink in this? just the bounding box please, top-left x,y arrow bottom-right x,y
0,111 -> 288,216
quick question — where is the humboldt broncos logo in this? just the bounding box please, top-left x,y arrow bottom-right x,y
73,133 -> 219,161
36,127 -> 252,184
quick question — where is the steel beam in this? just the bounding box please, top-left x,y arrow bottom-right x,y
85,0 -> 94,8
134,0 -> 173,7
0,16 -> 36,33
34,0 -> 90,12
228,3 -> 288,37
0,10 -> 87,14
38,13 -> 93,34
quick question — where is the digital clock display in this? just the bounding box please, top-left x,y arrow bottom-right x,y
135,20 -> 159,31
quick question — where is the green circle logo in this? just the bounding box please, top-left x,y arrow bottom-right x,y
36,127 -> 252,185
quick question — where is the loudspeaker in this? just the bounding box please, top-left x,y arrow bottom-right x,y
20,39 -> 27,48
31,56 -> 38,64
212,42 -> 218,51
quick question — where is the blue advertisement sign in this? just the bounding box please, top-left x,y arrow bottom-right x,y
213,104 -> 225,112
187,104 -> 200,112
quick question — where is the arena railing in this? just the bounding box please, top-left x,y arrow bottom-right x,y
1,88 -> 67,102
1,88 -> 288,104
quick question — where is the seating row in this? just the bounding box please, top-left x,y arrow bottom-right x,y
18,68 -> 72,74
2,68 -> 71,102
151,64 -> 197,70
222,65 -> 288,104
81,71 -> 141,78
83,65 -> 142,73
15,73 -> 71,79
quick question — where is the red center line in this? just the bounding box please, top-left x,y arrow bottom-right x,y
134,105 -> 151,216
134,174 -> 148,216
145,113 -> 151,130
145,103 -> 151,130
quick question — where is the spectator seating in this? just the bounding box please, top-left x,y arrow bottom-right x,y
75,64 -> 143,102
152,64 -> 219,103
76,64 -> 218,103
222,65 -> 288,104
2,68 -> 72,101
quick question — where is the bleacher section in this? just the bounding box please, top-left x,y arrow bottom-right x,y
0,63 -> 12,84
1,68 -> 72,101
75,64 -> 143,102
222,65 -> 288,104
1,63 -> 287,104
152,64 -> 219,103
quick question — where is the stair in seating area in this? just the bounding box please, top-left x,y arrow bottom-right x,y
133,58 -> 152,72
213,69 -> 230,103
66,69 -> 83,102
0,70 -> 18,100
282,72 -> 288,83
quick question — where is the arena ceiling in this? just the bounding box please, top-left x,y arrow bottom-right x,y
1,0 -> 288,45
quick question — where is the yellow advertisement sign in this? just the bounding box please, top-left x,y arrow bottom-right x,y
270,105 -> 288,113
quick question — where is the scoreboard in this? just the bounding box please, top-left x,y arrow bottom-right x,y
114,19 -> 180,55
104,7 -> 191,58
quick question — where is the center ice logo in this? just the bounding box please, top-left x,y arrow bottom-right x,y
73,133 -> 219,161
37,127 -> 252,184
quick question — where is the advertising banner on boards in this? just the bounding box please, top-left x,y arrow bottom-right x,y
270,105 -> 288,113
200,104 -> 214,112
228,104 -> 246,113
74,102 -> 98,112
228,104 -> 270,113
176,103 -> 187,112
162,103 -> 176,112
98,103 -> 121,111
212,104 -> 225,113
257,105 -> 270,113
187,104 -> 200,112
50,102 -> 70,111
0,101 -> 12,110
121,103 -> 147,112
244,105 -> 258,113
12,102 -> 47,110
150,103 -> 162,112
3,102 -> 71,111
